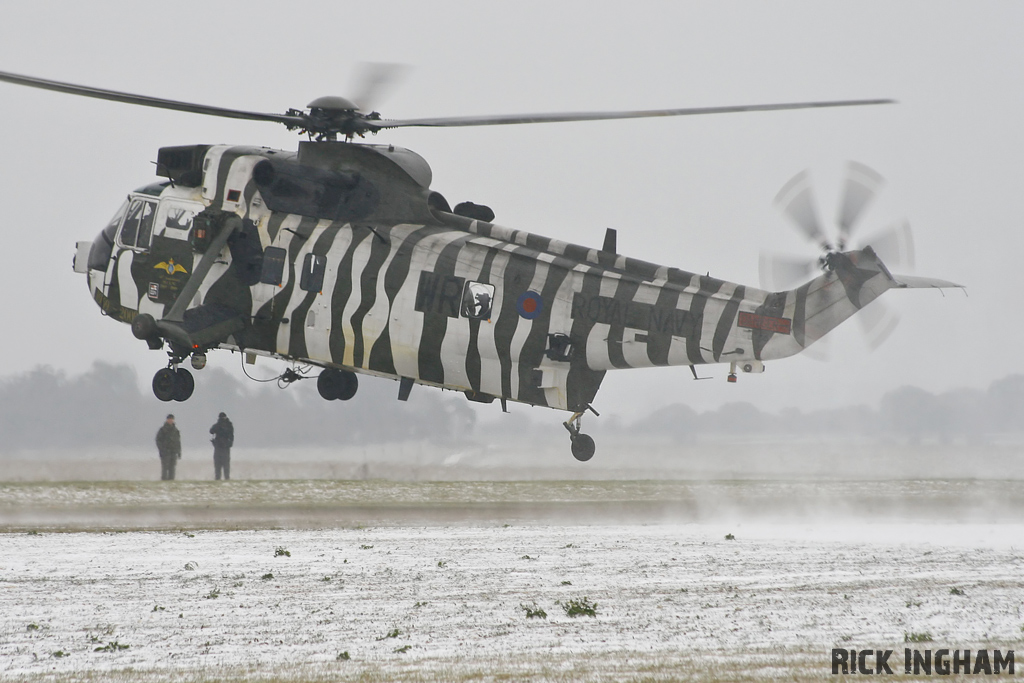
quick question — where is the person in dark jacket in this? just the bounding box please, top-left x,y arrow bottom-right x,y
156,414 -> 181,481
209,412 -> 234,480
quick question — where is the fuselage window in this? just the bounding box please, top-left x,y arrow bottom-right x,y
260,247 -> 287,286
118,198 -> 157,250
462,281 -> 495,320
164,207 -> 194,232
299,253 -> 327,293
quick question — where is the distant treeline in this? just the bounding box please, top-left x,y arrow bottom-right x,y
0,363 -> 1020,452
616,375 -> 1024,443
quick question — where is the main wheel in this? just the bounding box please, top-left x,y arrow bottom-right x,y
318,369 -> 359,401
336,371 -> 358,401
570,433 -> 596,462
152,368 -> 177,402
317,369 -> 343,400
173,368 -> 194,402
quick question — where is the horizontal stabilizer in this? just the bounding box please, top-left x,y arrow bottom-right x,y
890,273 -> 964,290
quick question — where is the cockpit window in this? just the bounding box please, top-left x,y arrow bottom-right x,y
118,198 -> 157,250
105,200 -> 129,234
88,200 -> 129,271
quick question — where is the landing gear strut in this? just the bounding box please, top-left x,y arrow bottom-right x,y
563,411 -> 596,462
317,368 -> 359,401
153,366 -> 194,402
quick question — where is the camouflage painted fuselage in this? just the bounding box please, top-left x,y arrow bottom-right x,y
81,141 -> 903,413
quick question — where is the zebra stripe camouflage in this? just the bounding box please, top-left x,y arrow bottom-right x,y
78,143 -> 953,416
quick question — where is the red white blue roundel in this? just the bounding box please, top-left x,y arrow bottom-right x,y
516,291 -> 543,319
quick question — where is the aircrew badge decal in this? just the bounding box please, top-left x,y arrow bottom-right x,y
517,291 -> 543,320
154,259 -> 188,276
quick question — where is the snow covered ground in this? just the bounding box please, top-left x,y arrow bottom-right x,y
2,482 -> 1023,681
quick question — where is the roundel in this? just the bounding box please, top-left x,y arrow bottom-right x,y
516,291 -> 544,319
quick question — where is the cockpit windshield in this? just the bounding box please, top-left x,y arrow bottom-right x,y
87,199 -> 129,271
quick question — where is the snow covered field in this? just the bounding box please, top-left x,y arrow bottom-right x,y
2,482 -> 1022,681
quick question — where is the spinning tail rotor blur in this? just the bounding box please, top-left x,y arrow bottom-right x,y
760,162 -> 916,354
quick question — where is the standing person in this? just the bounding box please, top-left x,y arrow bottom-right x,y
156,414 -> 181,481
209,412 -> 234,481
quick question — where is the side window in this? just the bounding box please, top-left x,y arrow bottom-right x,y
260,247 -> 287,285
462,281 -> 495,320
155,200 -> 202,242
299,253 -> 326,293
164,207 -> 194,233
118,199 -> 157,249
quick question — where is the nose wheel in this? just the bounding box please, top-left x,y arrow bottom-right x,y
153,367 -> 194,402
563,412 -> 596,462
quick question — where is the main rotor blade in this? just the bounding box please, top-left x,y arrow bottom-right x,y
774,169 -> 828,247
372,98 -> 894,130
837,161 -> 884,247
0,70 -> 304,127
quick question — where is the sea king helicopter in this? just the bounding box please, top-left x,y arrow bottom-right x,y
0,69 -> 960,460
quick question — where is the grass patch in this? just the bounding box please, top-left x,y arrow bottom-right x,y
261,572 -> 274,580
274,547 -> 291,557
94,640 -> 129,652
521,603 -> 547,619
905,631 -> 933,643
560,597 -> 597,618
376,628 -> 400,641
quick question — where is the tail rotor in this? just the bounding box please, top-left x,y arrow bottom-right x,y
760,162 -> 913,352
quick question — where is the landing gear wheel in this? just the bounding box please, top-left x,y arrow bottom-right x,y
317,369 -> 343,400
173,368 -> 194,402
152,368 -> 177,402
317,369 -> 358,401
336,371 -> 358,401
570,433 -> 596,462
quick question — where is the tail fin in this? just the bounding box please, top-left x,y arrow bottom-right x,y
769,247 -> 961,356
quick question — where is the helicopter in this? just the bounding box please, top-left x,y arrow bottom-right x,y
0,69 -> 961,461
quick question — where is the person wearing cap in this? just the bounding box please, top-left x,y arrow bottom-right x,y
209,412 -> 234,480
155,414 -> 181,481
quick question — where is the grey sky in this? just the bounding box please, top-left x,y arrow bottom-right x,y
0,2 -> 1018,422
